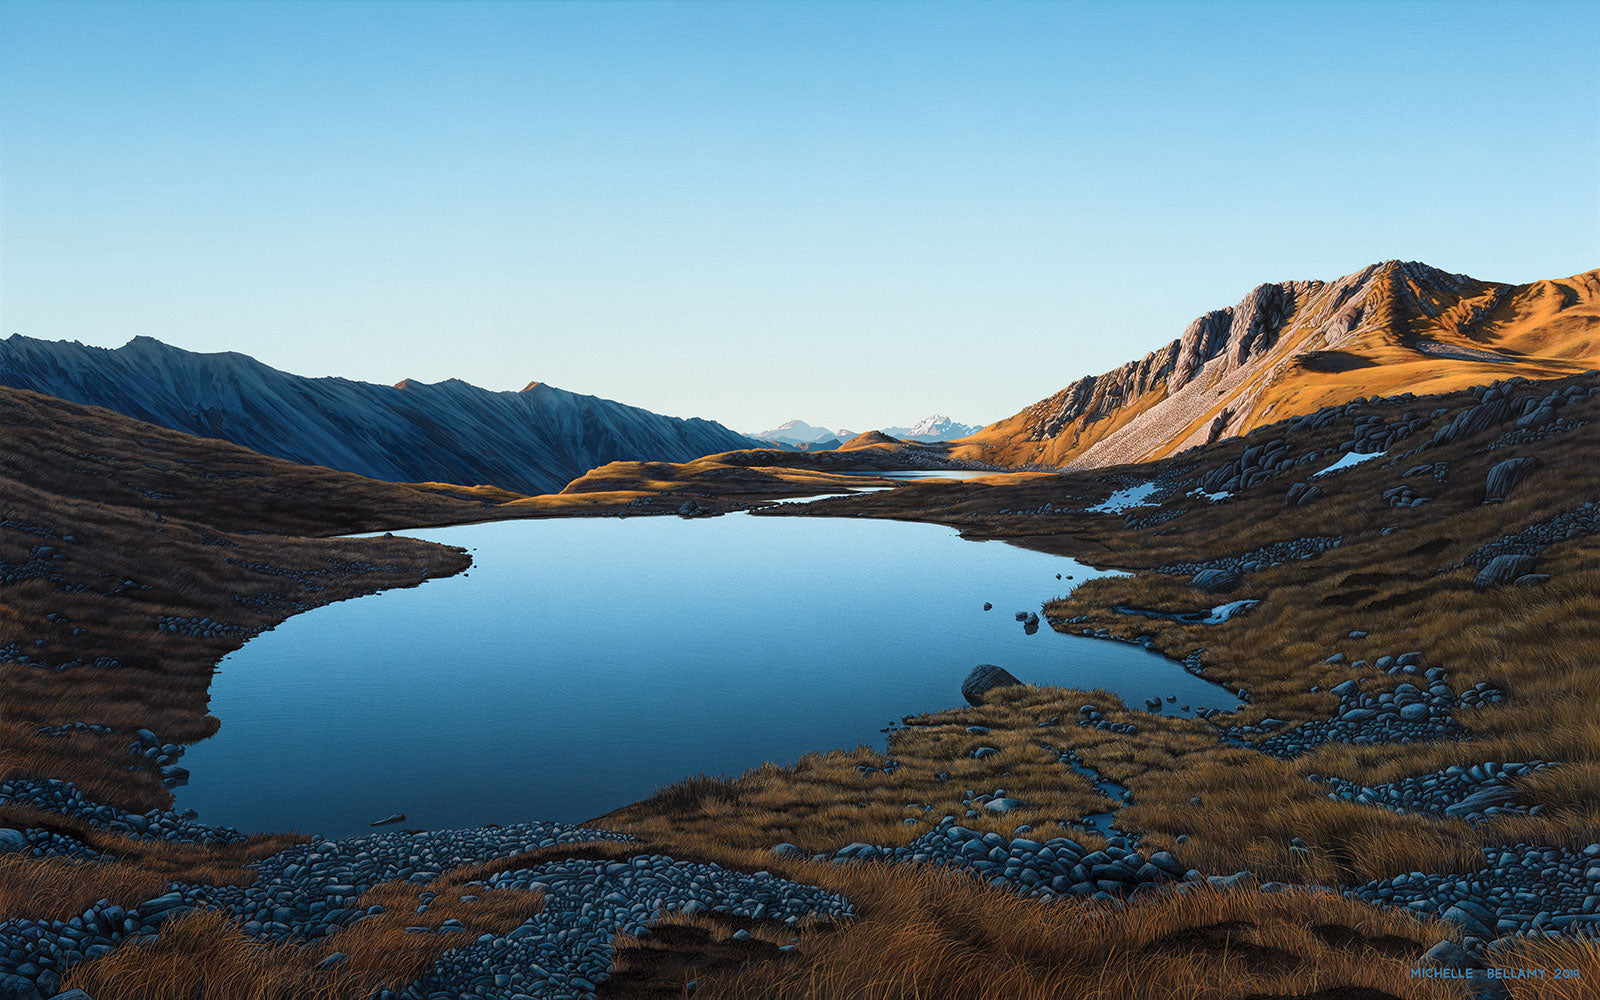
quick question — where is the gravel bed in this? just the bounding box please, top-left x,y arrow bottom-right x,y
790,818 -> 1192,902
1461,501 -> 1600,568
1348,843 -> 1600,945
0,778 -> 245,846
1154,535 -> 1342,576
0,816 -> 853,1000
416,855 -> 853,1000
1310,762 -> 1556,824
151,614 -> 253,639
1216,657 -> 1503,758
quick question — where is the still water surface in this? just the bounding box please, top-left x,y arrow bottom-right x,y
179,512 -> 1232,836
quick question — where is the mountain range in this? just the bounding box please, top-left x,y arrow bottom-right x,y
0,335 -> 756,495
951,261 -> 1600,468
4,261 -> 1594,495
752,415 -> 979,447
884,415 -> 982,441
749,419 -> 856,447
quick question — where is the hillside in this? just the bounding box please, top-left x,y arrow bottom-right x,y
6,369 -> 1600,998
952,261 -> 1600,469
0,335 -> 757,495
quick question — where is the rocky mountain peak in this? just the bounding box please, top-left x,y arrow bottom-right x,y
952,261 -> 1600,469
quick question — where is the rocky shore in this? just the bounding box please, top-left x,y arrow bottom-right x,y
0,806 -> 851,1000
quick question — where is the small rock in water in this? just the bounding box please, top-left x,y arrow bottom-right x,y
371,812 -> 406,827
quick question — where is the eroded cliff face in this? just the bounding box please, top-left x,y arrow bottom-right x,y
952,261 -> 1600,470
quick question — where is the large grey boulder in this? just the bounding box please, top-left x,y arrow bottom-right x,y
1475,553 -> 1537,589
1191,567 -> 1241,593
962,664 -> 1022,705
1483,456 -> 1540,503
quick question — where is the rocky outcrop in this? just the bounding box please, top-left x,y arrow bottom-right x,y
0,336 -> 757,495
951,263 -> 1600,470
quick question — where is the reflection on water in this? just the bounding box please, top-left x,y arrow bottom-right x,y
180,513 -> 1233,836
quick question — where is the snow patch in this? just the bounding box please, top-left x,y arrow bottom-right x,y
1088,481 -> 1159,513
1313,451 -> 1384,477
1204,600 -> 1259,624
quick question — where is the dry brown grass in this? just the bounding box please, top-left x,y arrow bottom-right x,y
650,861 -> 1471,1000
0,385 -> 509,813
11,367 -> 1600,998
1496,935 -> 1600,1000
711,370 -> 1600,887
599,686 -> 1123,858
60,881 -> 544,1000
0,801 -> 301,919
0,854 -> 167,923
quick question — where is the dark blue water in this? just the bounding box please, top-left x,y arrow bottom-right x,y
178,513 -> 1233,837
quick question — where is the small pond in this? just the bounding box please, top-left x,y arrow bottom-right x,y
179,512 -> 1234,837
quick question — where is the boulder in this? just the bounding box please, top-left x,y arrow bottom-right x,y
1483,456 -> 1540,503
1425,939 -> 1476,969
1191,567 -> 1241,593
1474,553 -> 1537,589
1443,784 -> 1519,818
961,664 -> 1021,705
1284,482 -> 1322,506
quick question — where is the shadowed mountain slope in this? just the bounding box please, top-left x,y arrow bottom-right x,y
952,261 -> 1600,469
0,335 -> 756,494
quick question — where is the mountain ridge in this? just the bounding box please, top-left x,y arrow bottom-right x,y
0,335 -> 757,495
951,261 -> 1600,469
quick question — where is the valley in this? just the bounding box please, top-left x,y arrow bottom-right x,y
2,264 -> 1599,1000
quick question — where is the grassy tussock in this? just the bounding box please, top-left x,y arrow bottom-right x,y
666,862 -> 1469,1000
60,883 -> 544,1000
0,470 -> 473,814
601,687 -> 1124,857
1497,936 -> 1600,1000
0,854 -> 168,923
0,802 -> 300,918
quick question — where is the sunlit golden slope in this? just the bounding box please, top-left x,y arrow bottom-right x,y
951,261 -> 1600,469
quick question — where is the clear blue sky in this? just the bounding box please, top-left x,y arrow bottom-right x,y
2,1 -> 1596,432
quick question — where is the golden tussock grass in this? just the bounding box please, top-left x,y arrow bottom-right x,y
0,801 -> 301,919
653,861 -> 1471,1000
1496,935 -> 1600,1000
599,685 -> 1127,858
0,854 -> 168,923
59,883 -> 544,1000
0,385 -> 498,812
10,368 -> 1600,997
